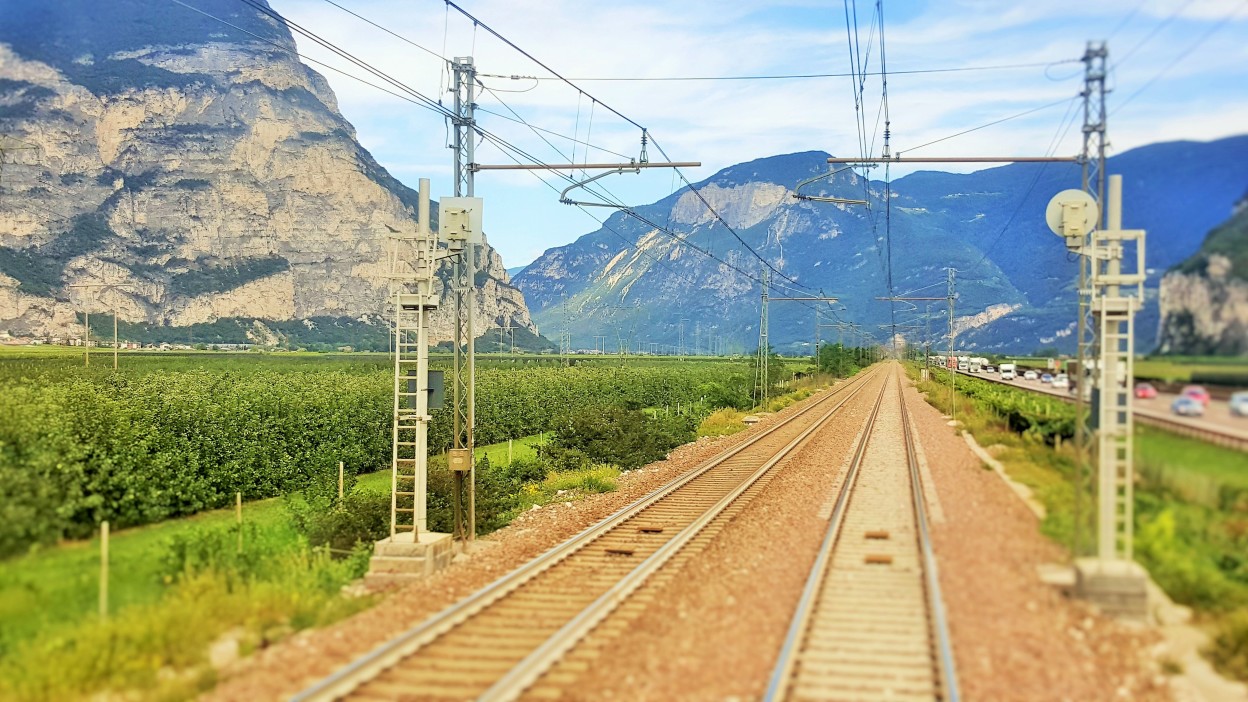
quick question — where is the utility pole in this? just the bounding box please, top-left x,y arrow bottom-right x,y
69,283 -> 135,368
1074,41 -> 1108,561
559,291 -> 571,365
947,269 -> 956,417
678,318 -> 688,357
1047,170 -> 1147,616
448,56 -> 480,542
754,271 -> 770,405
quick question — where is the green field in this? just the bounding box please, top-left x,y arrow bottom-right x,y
1135,357 -> 1248,384
0,346 -> 834,700
0,430 -> 549,662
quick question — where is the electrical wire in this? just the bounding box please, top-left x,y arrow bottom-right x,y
897,96 -> 1078,155
1112,0 -> 1247,116
1115,0 -> 1196,67
317,0 -> 449,64
169,0 -> 449,116
479,60 -> 1078,82
442,1 -> 643,132
234,0 -> 452,117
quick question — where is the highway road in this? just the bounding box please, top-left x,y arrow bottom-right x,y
952,368 -> 1248,449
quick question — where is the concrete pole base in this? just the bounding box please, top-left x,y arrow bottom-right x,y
364,531 -> 453,587
1074,557 -> 1149,620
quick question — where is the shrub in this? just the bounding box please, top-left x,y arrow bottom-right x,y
287,491 -> 390,555
698,408 -> 747,438
548,406 -> 694,470
1209,608 -> 1248,681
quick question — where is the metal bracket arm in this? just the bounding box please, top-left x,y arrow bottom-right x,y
559,167 -> 640,208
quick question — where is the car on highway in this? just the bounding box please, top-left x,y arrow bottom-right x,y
1000,363 -> 1016,380
1181,385 -> 1211,407
1040,373 -> 1054,383
1232,391 -> 1248,417
1134,383 -> 1158,399
1171,396 -> 1205,417
1023,370 -> 1039,381
984,365 -> 996,374
1052,374 -> 1069,389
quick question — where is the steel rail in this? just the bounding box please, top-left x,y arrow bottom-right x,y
764,372 -> 889,701
293,367 -> 883,702
765,367 -> 960,701
900,379 -> 961,702
479,368 -> 885,701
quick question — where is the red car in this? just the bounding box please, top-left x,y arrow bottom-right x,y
1134,383 -> 1157,399
1181,385 -> 1211,407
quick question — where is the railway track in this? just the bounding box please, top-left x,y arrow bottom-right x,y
294,366 -> 887,702
767,367 -> 959,702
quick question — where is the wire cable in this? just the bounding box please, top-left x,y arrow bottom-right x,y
897,96 -> 1078,155
442,1 -> 644,132
317,0 -> 449,64
481,60 -> 1079,82
1112,0 -> 1246,116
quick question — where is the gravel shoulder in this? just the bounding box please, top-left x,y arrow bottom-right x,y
902,376 -> 1172,702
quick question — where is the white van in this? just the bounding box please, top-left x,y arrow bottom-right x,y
1000,363 -> 1016,380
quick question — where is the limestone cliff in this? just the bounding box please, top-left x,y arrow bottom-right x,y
0,0 -> 539,345
1156,198 -> 1248,356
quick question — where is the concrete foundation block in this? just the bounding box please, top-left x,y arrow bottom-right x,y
365,531 -> 453,583
1075,557 -> 1149,620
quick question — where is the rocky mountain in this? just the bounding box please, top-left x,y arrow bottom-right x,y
0,0 -> 541,349
1156,195 -> 1248,356
514,137 -> 1248,354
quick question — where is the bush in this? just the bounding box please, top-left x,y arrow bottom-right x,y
698,408 -> 747,438
547,406 -> 694,470
504,456 -> 547,483
287,491 -> 390,555
1209,608 -> 1248,681
158,522 -> 293,585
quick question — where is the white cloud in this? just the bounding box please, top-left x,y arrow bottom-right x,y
267,0 -> 1248,265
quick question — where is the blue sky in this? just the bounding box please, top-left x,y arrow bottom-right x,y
273,0 -> 1248,268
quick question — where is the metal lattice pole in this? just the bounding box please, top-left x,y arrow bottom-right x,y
1074,41 -> 1107,559
448,56 -> 479,541
754,270 -> 769,405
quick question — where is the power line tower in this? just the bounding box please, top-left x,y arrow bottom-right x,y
447,56 -> 482,542
68,282 -> 137,369
1074,41 -> 1108,560
754,271 -> 770,405
559,292 -> 572,364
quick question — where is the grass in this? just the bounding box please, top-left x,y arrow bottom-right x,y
698,408 -> 749,438
513,465 -> 622,514
0,551 -> 373,702
355,433 -> 551,494
1135,358 -> 1248,383
0,497 -> 290,660
1136,426 -> 1248,508
0,430 -> 550,662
